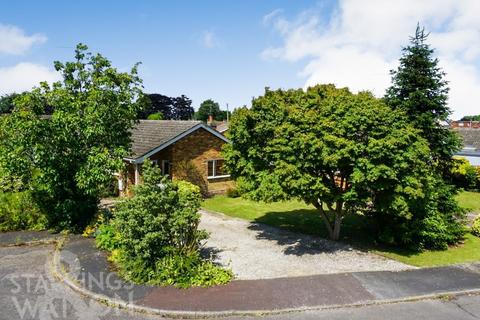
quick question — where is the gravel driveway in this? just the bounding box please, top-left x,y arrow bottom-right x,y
199,210 -> 413,280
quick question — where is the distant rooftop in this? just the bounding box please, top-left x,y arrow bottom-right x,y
451,121 -> 480,129
454,127 -> 480,158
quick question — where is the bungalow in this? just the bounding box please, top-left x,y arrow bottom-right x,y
120,120 -> 233,195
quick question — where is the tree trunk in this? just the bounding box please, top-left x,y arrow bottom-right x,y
332,213 -> 342,241
314,200 -> 343,241
332,201 -> 344,240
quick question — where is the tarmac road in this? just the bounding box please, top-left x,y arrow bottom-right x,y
0,244 -> 479,320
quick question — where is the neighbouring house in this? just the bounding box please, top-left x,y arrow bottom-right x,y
120,120 -> 233,196
452,121 -> 480,166
205,116 -> 229,136
215,121 -> 229,135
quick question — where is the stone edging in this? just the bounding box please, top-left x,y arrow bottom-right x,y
0,238 -> 59,248
48,238 -> 480,319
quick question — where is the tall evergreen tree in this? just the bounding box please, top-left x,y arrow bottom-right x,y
385,24 -> 461,168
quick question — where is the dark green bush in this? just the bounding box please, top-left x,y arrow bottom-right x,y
373,176 -> 466,250
0,191 -> 46,232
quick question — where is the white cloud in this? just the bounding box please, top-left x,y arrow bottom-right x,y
262,9 -> 283,25
0,63 -> 60,95
201,30 -> 219,48
262,0 -> 480,119
0,24 -> 47,55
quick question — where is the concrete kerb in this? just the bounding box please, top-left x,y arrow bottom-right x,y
47,238 -> 480,319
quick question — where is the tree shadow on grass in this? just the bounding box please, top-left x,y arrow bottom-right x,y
248,208 -> 421,259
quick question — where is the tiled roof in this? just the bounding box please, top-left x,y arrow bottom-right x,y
129,120 -> 202,158
216,121 -> 229,133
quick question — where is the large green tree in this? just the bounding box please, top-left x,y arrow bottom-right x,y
195,99 -> 230,122
225,85 -> 450,242
385,25 -> 461,168
3,44 -> 142,230
138,93 -> 194,120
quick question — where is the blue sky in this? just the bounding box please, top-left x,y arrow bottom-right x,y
1,1 -> 479,119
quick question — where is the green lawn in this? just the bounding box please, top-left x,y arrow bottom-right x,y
202,191 -> 480,267
456,191 -> 480,213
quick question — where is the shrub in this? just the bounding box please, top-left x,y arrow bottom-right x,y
0,191 -> 46,232
95,224 -> 120,251
226,187 -> 240,198
373,175 -> 466,250
111,161 -> 232,287
472,216 -> 480,237
114,251 -> 232,288
450,157 -> 480,190
114,163 -> 207,261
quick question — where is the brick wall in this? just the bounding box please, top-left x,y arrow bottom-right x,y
170,128 -> 233,195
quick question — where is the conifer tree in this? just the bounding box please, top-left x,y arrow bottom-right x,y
385,24 -> 461,168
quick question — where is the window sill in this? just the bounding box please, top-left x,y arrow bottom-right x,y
207,175 -> 231,180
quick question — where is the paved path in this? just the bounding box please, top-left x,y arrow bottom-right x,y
199,210 -> 412,279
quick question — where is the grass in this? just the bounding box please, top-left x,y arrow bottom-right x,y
202,191 -> 480,267
377,233 -> 480,266
456,191 -> 480,213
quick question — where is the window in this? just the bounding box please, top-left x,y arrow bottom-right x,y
161,160 -> 171,176
207,159 -> 230,179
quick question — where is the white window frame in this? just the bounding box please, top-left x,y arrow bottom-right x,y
207,159 -> 230,179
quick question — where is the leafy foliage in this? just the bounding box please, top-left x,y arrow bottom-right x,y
0,44 -> 142,231
373,175 -> 466,250
460,115 -> 480,121
110,161 -> 232,287
472,216 -> 480,237
450,157 -> 480,190
0,93 -> 21,114
384,25 -> 461,169
195,99 -> 230,122
146,112 -> 164,120
0,191 -> 46,232
95,224 -> 120,251
224,84 -> 465,249
138,93 -> 194,120
0,113 -> 41,192
114,251 -> 232,288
